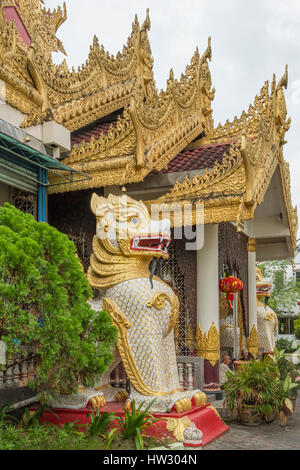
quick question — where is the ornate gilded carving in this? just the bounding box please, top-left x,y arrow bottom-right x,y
87,193 -> 162,289
168,295 -> 180,337
89,395 -> 106,410
166,416 -> 193,442
278,156 -> 298,252
275,65 -> 291,145
246,325 -> 260,357
102,297 -> 160,396
199,37 -> 215,131
144,66 -> 297,236
264,313 -> 278,333
45,28 -> 217,192
0,3 -> 157,127
163,143 -> 244,200
147,292 -> 172,310
248,238 -> 256,253
196,322 -> 220,367
146,291 -> 179,336
193,391 -> 207,407
47,22 -> 216,192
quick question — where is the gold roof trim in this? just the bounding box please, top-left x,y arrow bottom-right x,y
0,3 -> 157,127
204,66 -> 291,145
279,156 -> 298,252
67,109 -> 134,165
146,197 -> 252,227
2,0 -> 67,54
51,80 -> 135,132
159,143 -> 244,202
48,38 -> 215,193
144,68 -> 297,248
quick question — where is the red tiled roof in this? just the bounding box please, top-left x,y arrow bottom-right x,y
154,142 -> 232,174
71,120 -> 118,146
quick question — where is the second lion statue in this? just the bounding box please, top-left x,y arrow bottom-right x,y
88,192 -> 204,413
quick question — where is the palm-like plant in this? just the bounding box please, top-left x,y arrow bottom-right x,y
281,375 -> 299,414
0,404 -> 18,425
223,359 -> 284,420
111,399 -> 159,450
85,409 -> 115,437
268,348 -> 300,399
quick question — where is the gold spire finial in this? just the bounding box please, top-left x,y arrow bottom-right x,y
141,8 -> 151,32
277,64 -> 288,91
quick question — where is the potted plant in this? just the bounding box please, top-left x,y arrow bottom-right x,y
223,359 -> 283,426
279,374 -> 299,427
269,348 -> 300,426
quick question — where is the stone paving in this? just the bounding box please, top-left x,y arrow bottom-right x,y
202,398 -> 300,450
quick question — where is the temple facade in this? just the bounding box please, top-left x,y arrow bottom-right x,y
0,1 -> 298,393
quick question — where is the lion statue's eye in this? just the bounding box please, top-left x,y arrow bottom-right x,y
130,217 -> 138,225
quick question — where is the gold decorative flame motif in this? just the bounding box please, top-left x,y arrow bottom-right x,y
196,322 -> 220,366
246,325 -> 260,357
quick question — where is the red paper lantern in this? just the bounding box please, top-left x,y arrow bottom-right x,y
219,275 -> 243,309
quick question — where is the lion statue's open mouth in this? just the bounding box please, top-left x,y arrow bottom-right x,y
130,235 -> 171,254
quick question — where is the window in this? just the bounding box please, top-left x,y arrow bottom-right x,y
9,187 -> 37,219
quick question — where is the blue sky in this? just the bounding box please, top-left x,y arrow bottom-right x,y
45,0 -> 300,235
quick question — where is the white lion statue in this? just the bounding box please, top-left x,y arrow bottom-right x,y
87,192 -> 204,412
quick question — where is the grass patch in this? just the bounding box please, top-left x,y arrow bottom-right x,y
0,422 -> 169,450
0,400 -> 175,450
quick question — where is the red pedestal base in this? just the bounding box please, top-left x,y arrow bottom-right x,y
31,401 -> 229,447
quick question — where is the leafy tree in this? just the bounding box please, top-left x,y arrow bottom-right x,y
257,260 -> 300,314
0,203 -> 117,398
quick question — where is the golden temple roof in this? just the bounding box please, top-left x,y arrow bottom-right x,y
0,1 -> 297,251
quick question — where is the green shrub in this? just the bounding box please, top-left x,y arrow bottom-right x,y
0,203 -> 117,397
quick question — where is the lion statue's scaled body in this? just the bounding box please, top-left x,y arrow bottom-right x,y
88,193 -> 202,412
